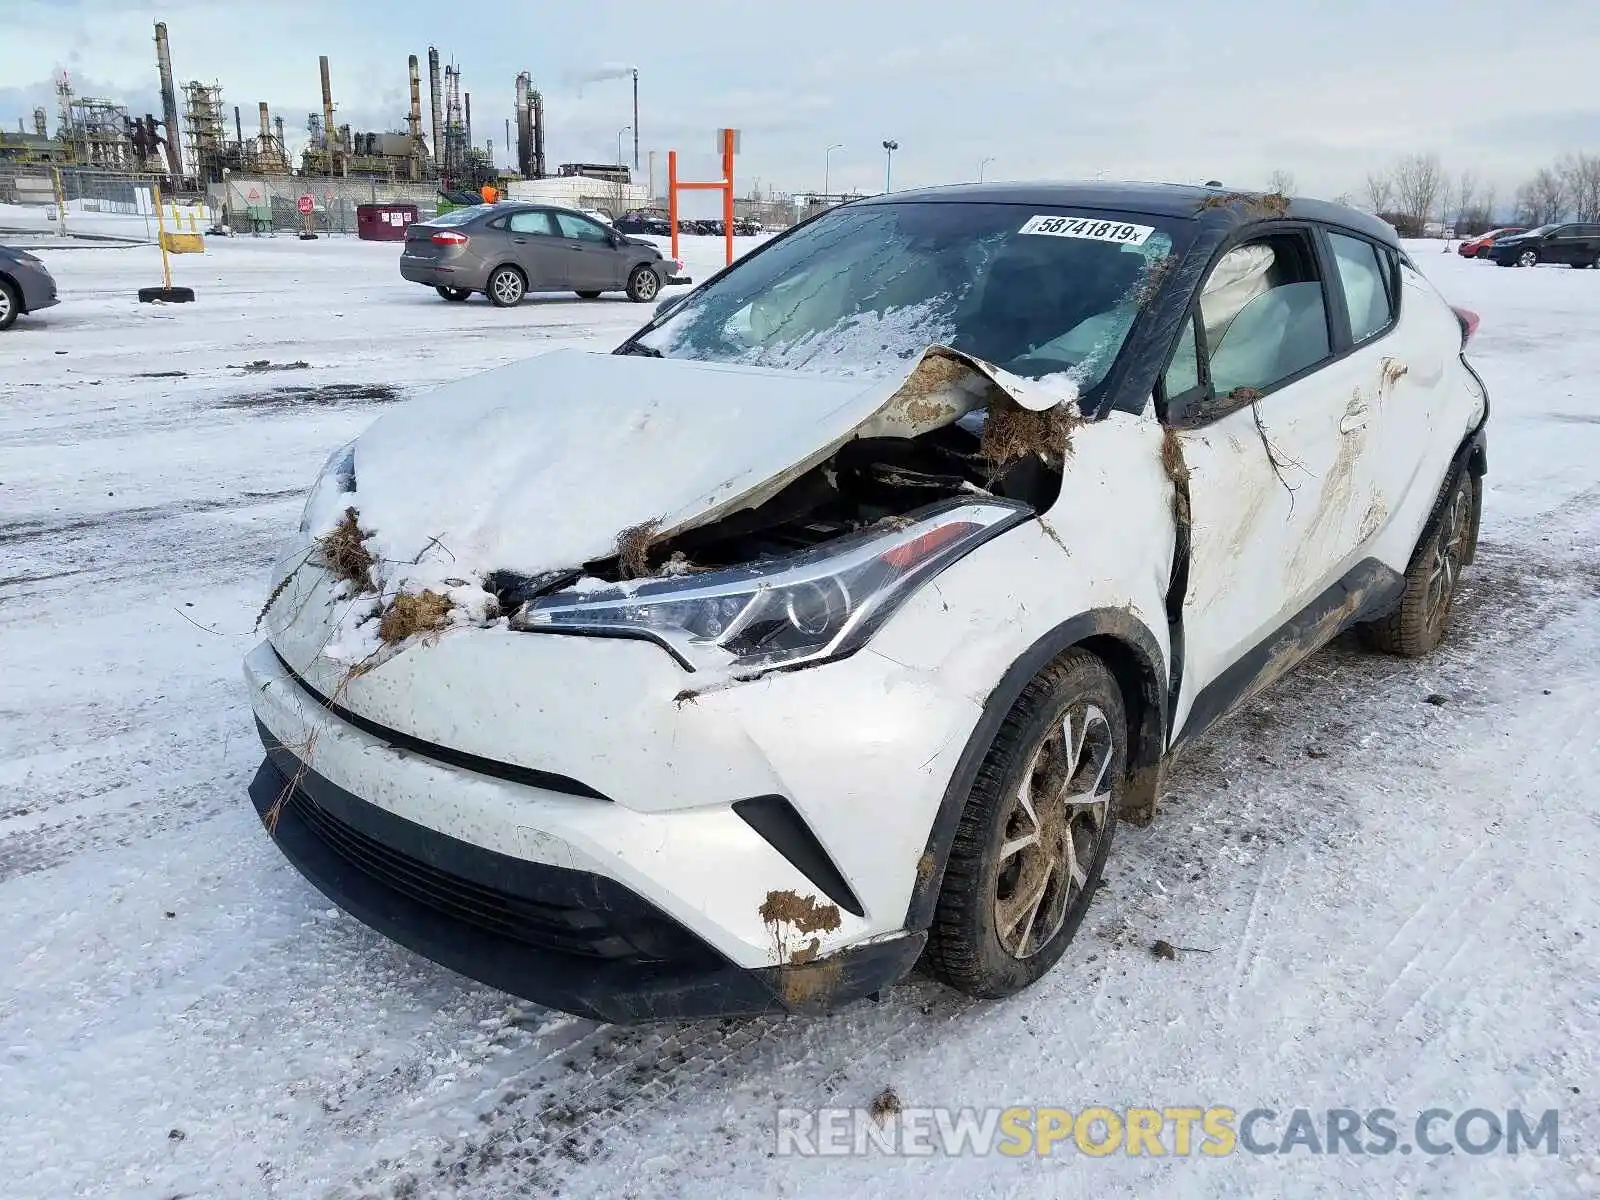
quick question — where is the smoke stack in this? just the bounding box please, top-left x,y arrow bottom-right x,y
319,55 -> 336,173
234,105 -> 243,145
258,101 -> 270,148
275,114 -> 284,151
153,22 -> 183,177
427,47 -> 443,169
407,54 -> 423,144
464,92 -> 472,150
515,72 -> 531,178
33,107 -> 47,136
531,88 -> 546,180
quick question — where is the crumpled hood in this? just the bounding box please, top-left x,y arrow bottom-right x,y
334,346 -> 1059,579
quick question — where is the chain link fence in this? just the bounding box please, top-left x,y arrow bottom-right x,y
0,165 -> 213,242
213,176 -> 443,236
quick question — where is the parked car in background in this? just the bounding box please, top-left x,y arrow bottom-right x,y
0,243 -> 59,331
1487,223 -> 1600,268
614,208 -> 673,236
399,203 -> 688,305
1457,227 -> 1526,258
250,182 -> 1489,1022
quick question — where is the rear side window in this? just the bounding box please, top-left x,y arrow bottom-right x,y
1328,232 -> 1396,344
508,210 -> 555,235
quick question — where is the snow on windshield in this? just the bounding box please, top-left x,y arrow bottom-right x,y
638,202 -> 1179,389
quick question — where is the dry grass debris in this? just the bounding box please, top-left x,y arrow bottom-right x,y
615,518 -> 662,580
1198,191 -> 1291,218
377,589 -> 453,644
318,507 -> 376,593
870,1087 -> 903,1123
978,391 -> 1082,472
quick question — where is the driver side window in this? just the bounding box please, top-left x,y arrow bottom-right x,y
1201,233 -> 1331,401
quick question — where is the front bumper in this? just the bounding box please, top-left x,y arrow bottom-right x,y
19,267 -> 58,311
249,721 -> 924,1021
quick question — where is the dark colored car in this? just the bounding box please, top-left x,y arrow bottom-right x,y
1457,227 -> 1526,258
0,243 -> 60,331
614,209 -> 673,236
400,203 -> 689,305
1487,223 -> 1600,268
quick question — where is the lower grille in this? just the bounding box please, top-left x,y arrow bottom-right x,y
286,788 -> 700,964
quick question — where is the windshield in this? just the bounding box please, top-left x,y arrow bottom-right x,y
634,202 -> 1187,391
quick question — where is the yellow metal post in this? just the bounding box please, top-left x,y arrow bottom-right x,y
154,185 -> 173,290
51,167 -> 66,230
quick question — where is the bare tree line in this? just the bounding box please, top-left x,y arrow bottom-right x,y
1344,150 -> 1599,234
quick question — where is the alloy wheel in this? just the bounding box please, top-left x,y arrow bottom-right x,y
492,270 -> 524,305
633,269 -> 659,301
1424,480 -> 1471,633
1518,249 -> 1538,268
993,702 -> 1114,959
0,286 -> 12,325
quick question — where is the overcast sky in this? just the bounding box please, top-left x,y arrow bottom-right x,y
4,0 -> 1598,208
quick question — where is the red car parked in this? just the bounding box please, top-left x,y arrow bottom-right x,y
1458,227 -> 1527,258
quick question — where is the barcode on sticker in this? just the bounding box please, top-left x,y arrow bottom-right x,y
1019,215 -> 1154,245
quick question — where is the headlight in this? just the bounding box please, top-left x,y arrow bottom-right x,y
510,498 -> 1031,674
297,441 -> 356,532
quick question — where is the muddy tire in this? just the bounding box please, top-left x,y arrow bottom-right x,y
926,649 -> 1123,999
626,265 -> 661,303
436,286 -> 471,302
487,266 -> 525,307
575,290 -> 603,300
0,277 -> 18,331
1359,469 -> 1478,657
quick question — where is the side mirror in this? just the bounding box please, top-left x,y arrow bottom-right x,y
654,294 -> 685,321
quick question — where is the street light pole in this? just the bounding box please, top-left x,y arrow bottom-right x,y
978,156 -> 995,182
882,139 -> 898,193
824,143 -> 843,198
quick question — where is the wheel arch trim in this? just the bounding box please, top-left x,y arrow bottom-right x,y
903,608 -> 1168,932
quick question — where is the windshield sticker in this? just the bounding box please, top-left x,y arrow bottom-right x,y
1019,215 -> 1154,245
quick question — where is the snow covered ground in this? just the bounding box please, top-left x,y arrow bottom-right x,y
1,233 -> 1597,1198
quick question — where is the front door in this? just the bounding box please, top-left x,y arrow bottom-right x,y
552,211 -> 626,291
505,209 -> 567,289
1163,228 -> 1379,739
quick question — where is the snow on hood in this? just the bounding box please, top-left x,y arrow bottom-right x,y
298,345 -> 1076,664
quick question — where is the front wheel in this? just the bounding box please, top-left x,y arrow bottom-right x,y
926,649 -> 1123,999
1518,249 -> 1540,268
487,266 -> 525,307
1359,470 -> 1477,657
436,286 -> 471,302
626,265 -> 661,303
0,278 -> 17,331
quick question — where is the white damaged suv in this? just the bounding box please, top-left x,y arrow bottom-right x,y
246,183 -> 1488,1021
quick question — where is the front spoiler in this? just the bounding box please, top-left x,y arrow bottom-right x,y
249,727 -> 924,1023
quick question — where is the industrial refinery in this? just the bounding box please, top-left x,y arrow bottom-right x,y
0,19 -> 596,193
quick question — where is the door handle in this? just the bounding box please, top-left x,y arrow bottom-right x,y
512,238 -> 528,244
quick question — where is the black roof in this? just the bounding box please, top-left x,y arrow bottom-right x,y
855,180 -> 1399,246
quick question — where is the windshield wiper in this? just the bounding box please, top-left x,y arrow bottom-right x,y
616,342 -> 662,358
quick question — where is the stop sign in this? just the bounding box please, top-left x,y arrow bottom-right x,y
297,194 -> 314,215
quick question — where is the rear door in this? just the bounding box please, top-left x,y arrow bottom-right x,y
504,209 -> 567,288
1544,225 -> 1587,265
552,211 -> 627,290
